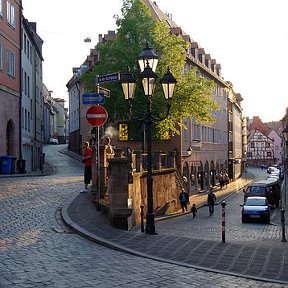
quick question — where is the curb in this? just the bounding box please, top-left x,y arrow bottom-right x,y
0,162 -> 55,178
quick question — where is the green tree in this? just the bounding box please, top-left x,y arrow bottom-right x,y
81,0 -> 218,138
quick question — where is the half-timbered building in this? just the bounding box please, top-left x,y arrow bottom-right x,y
247,129 -> 274,167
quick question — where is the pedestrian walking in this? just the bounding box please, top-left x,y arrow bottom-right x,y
80,141 -> 92,193
207,187 -> 216,216
191,203 -> 197,218
224,172 -> 229,188
179,188 -> 189,212
219,173 -> 224,189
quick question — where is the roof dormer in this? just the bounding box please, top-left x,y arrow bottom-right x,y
190,42 -> 199,58
198,48 -> 205,64
205,54 -> 211,69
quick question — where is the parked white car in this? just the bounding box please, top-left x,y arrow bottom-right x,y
48,138 -> 59,145
267,166 -> 280,176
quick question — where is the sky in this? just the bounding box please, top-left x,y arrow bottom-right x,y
22,0 -> 288,122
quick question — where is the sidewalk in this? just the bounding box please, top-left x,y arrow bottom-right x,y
61,175 -> 288,285
155,176 -> 254,222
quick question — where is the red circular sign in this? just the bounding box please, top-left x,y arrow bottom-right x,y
86,105 -> 108,127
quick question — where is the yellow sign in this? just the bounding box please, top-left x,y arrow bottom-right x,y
119,123 -> 128,141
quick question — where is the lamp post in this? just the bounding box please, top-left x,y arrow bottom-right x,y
120,45 -> 177,235
282,126 -> 288,206
281,126 -> 288,242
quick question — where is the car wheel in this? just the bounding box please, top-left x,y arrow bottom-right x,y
242,216 -> 247,223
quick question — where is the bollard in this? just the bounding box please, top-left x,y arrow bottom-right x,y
140,204 -> 145,233
221,201 -> 227,243
281,209 -> 287,242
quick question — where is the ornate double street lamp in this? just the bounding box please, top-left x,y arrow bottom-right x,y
120,44 -> 177,234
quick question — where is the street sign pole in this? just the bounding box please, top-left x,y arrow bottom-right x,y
92,76 -> 101,209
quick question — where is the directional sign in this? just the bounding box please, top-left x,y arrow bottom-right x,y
82,93 -> 105,105
99,87 -> 110,98
97,72 -> 120,83
86,105 -> 108,127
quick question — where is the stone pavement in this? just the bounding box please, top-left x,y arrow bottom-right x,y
2,149 -> 288,285
61,174 -> 288,285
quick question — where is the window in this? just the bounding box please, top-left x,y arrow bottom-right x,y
24,109 -> 27,130
0,43 -> 2,70
29,44 -> 32,63
192,123 -> 200,140
267,152 -> 272,157
21,107 -> 24,128
27,39 -> 30,60
27,76 -> 30,97
7,1 -> 16,28
7,49 -> 16,77
28,111 -> 30,131
251,143 -> 255,148
24,71 -> 27,94
24,34 -> 27,55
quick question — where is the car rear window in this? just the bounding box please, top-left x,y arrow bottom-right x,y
247,186 -> 265,195
245,198 -> 266,206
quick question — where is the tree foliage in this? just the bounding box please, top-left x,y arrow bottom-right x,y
81,0 -> 218,138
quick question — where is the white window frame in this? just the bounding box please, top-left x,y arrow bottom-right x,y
0,0 -> 3,17
7,0 -> 16,28
7,49 -> 16,77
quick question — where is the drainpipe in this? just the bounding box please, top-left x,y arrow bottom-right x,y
76,82 -> 81,154
19,1 -> 23,161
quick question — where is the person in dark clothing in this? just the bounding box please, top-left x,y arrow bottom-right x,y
179,188 -> 189,212
219,173 -> 224,189
191,203 -> 197,218
207,187 -> 216,216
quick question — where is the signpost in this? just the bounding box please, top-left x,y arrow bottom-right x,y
82,93 -> 105,105
85,105 -> 108,209
87,72 -> 119,209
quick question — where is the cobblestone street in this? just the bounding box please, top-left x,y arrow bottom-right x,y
0,145 -> 286,287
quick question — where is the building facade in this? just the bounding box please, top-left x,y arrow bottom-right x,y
247,116 -> 283,167
21,18 -> 43,172
144,0 -> 244,193
0,0 -> 22,158
53,98 -> 67,144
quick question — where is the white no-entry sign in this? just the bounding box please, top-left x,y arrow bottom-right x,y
86,105 -> 108,127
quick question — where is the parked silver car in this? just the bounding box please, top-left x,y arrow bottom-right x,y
241,196 -> 271,223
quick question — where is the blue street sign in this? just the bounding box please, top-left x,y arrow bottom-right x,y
82,93 -> 105,105
97,72 -> 120,83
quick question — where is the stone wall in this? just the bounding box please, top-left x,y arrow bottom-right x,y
128,169 -> 181,229
104,149 -> 182,230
